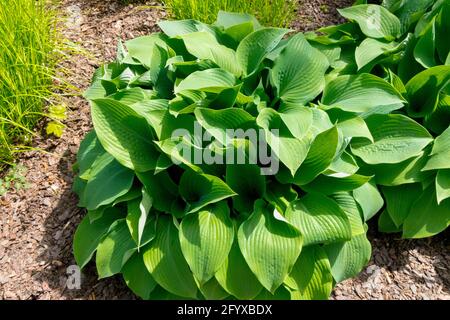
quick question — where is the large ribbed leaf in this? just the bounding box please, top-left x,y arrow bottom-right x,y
91,99 -> 159,172
405,66 -> 450,117
367,149 -> 433,186
136,171 -> 178,213
436,169 -> 450,204
331,192 -> 365,236
175,68 -> 236,94
338,4 -> 401,40
257,108 -> 313,176
285,193 -> 352,246
302,174 -> 372,195
271,33 -> 329,104
125,34 -> 168,68
125,189 -> 155,248
352,181 -> 384,221
84,153 -> 134,211
423,126 -> 450,170
323,233 -> 372,282
73,208 -> 122,269
179,202 -> 234,285
351,114 -> 433,164
215,240 -> 263,300
238,201 -> 303,293
180,32 -> 242,76
179,170 -> 236,214
236,27 -> 289,77
355,38 -> 401,70
194,107 -> 255,146
96,219 -> 137,278
142,216 -> 198,298
403,185 -> 450,238
321,74 -> 404,114
122,253 -> 157,299
284,245 -> 333,300
277,126 -> 339,186
381,184 -> 423,227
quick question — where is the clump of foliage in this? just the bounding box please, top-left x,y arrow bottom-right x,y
305,0 -> 450,238
73,11 -> 380,300
0,0 -> 66,169
163,0 -> 298,27
73,1 -> 450,300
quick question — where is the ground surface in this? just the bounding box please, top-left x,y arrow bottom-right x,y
0,0 -> 449,300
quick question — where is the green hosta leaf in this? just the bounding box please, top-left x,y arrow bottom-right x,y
84,154 -> 134,211
331,192 -> 365,236
76,131 -> 105,178
96,219 -> 137,278
323,233 -> 372,282
351,114 -> 433,164
194,107 -> 255,146
255,286 -> 291,300
257,108 -> 313,176
215,240 -> 263,300
91,99 -> 159,172
436,1 -> 450,63
238,201 -> 303,293
436,169 -> 450,204
226,163 -> 266,214
403,185 -> 450,238
414,17 -> 437,68
181,32 -> 241,76
216,11 -> 261,30
175,68 -> 236,94
326,109 -> 373,142
355,38 -> 401,70
284,245 -> 333,300
179,202 -> 234,285
271,33 -> 329,104
179,170 -> 236,214
125,34 -> 168,68
200,278 -> 230,300
302,174 -> 371,195
352,181 -> 384,221
321,74 -> 404,114
126,190 -> 155,248
423,126 -> 450,170
381,184 -> 423,227
286,193 -> 352,246
425,95 -> 450,135
73,208 -> 122,269
378,209 -> 402,233
122,253 -> 157,299
237,28 -> 289,77
143,216 -> 198,298
159,19 -> 204,37
329,151 -> 360,176
405,66 -> 450,117
278,126 -> 339,186
338,4 -> 401,40
136,171 -> 178,213
366,148 -> 433,186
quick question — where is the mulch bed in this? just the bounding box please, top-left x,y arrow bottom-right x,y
0,0 -> 449,300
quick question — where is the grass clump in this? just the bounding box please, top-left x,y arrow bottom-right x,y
163,0 -> 298,27
0,0 -> 66,169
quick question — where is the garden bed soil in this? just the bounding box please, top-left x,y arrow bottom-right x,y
0,0 -> 449,300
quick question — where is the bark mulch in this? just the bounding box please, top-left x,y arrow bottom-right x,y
0,0 -> 448,300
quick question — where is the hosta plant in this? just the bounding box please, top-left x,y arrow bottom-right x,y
70,11 -> 394,300
305,0 -> 450,239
